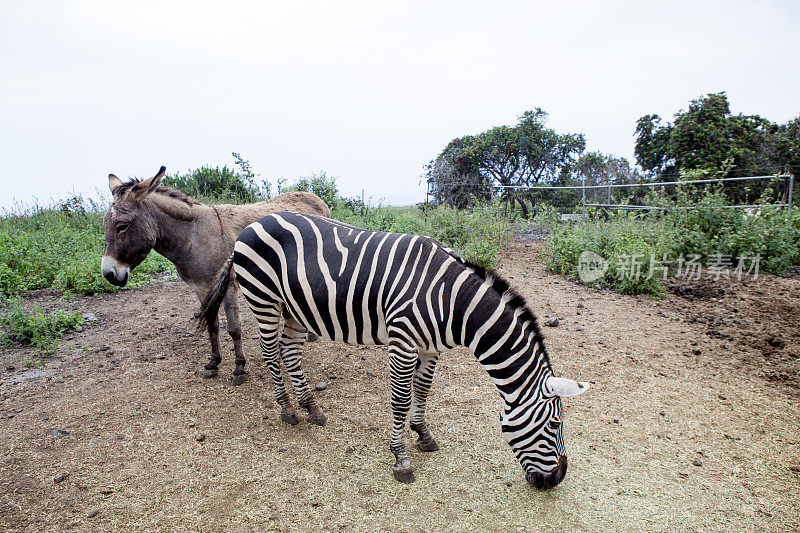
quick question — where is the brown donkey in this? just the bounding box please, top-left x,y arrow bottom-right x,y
101,166 -> 330,383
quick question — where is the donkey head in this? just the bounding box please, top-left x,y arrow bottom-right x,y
101,166 -> 166,286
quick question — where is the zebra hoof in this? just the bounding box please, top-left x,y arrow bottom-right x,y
281,411 -> 300,425
202,369 -> 218,379
306,411 -> 327,426
392,464 -> 416,484
416,437 -> 439,452
230,373 -> 247,386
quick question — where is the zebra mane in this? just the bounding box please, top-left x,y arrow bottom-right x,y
115,178 -> 201,206
462,259 -> 550,363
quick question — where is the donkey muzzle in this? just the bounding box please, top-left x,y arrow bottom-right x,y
101,255 -> 130,287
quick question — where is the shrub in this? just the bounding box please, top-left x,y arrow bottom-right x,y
287,172 -> 340,209
0,197 -> 175,299
1,300 -> 83,355
420,202 -> 507,269
163,165 -> 261,204
545,186 -> 800,295
545,216 -> 675,295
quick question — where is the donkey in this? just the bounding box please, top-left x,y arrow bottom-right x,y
101,166 -> 330,383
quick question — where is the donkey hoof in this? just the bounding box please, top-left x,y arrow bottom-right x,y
281,411 -> 300,425
392,464 -> 416,484
230,373 -> 247,386
307,412 -> 327,426
202,369 -> 218,379
416,437 -> 439,452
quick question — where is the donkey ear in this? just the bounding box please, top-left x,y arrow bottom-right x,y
131,166 -> 166,199
546,376 -> 590,398
108,174 -> 123,194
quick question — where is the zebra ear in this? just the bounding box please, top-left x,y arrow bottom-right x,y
546,376 -> 590,398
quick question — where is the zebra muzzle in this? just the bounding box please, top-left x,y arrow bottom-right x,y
526,455 -> 568,489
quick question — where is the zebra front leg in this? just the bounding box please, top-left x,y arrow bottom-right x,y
409,351 -> 440,452
388,340 -> 419,483
223,288 -> 247,385
254,304 -> 300,425
280,316 -> 326,426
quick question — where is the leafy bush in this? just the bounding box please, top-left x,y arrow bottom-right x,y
423,203 -> 508,269
0,196 -> 174,299
286,172 -> 340,209
163,165 -> 262,204
545,186 -> 800,295
389,211 -> 427,235
546,216 -> 674,295
1,300 -> 83,355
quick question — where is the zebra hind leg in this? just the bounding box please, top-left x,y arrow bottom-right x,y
387,339 -> 419,483
409,351 -> 440,452
280,316 -> 326,426
254,303 -> 300,425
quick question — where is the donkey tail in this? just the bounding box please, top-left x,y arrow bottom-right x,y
197,253 -> 235,331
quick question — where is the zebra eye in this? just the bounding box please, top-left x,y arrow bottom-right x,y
548,420 -> 562,430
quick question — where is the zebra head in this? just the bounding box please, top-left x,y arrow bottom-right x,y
501,375 -> 589,490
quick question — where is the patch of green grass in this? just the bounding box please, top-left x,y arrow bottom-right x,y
0,299 -> 84,356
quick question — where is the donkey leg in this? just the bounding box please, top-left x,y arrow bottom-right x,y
193,287 -> 221,377
280,316 -> 325,426
254,303 -> 299,425
223,288 -> 247,385
387,337 -> 419,483
409,351 -> 440,452
203,313 -> 222,378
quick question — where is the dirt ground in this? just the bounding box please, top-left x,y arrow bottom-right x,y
1,241 -> 799,532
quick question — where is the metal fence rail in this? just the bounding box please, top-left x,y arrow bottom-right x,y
492,173 -> 794,219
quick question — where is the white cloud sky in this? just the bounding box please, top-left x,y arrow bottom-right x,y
1,0 -> 798,208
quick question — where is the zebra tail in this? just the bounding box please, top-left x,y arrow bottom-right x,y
196,253 -> 236,331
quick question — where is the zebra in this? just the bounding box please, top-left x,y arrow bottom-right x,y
199,212 -> 590,489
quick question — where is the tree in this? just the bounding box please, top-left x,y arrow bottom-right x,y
775,116 -> 800,175
426,157 -> 490,209
567,152 -> 639,207
427,109 -> 585,217
635,92 -> 799,178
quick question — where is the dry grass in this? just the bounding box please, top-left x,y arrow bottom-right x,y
0,242 -> 799,531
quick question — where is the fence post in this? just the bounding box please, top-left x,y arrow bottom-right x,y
607,183 -> 611,205
581,174 -> 586,220
789,173 -> 794,210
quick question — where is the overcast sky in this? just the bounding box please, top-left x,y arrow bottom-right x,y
1,0 -> 798,209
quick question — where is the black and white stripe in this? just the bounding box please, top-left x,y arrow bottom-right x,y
204,212 -> 589,488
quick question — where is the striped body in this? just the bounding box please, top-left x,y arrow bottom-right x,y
217,212 -> 588,487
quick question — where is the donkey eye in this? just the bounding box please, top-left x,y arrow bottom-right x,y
116,222 -> 130,234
